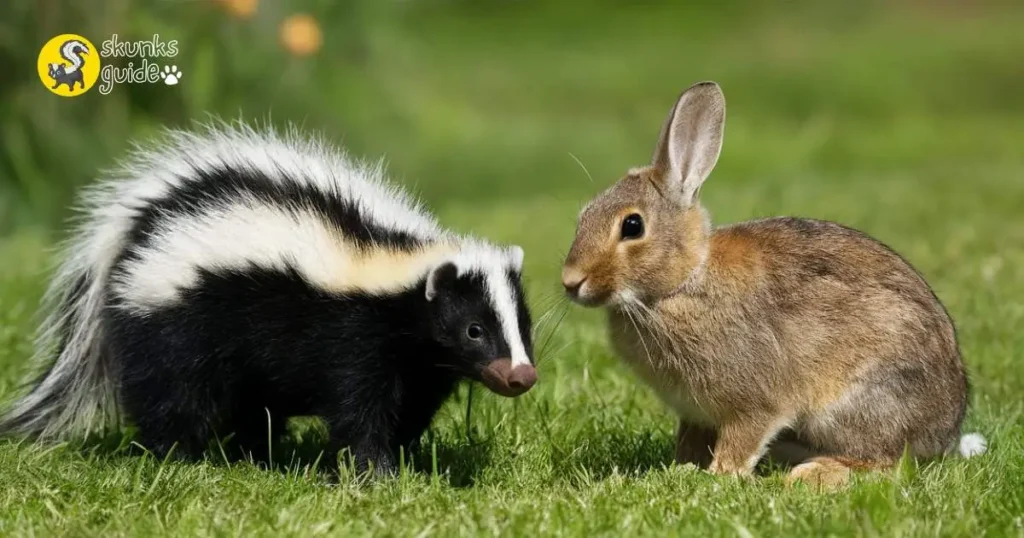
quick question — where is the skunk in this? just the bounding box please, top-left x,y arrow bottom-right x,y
47,39 -> 89,91
0,124 -> 537,472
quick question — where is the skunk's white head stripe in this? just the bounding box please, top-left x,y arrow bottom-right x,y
487,270 -> 530,367
450,243 -> 530,367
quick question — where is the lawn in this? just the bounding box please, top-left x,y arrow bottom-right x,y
1,2 -> 1023,536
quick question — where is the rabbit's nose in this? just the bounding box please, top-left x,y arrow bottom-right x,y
562,268 -> 587,297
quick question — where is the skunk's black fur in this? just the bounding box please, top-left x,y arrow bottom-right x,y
107,266 -> 511,470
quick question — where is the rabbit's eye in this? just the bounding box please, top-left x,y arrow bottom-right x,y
620,214 -> 644,240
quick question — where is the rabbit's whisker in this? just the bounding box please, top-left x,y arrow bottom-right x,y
622,303 -> 656,368
568,152 -> 595,184
627,295 -> 673,361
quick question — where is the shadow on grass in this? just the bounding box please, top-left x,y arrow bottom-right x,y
50,418 -> 494,487
47,423 -> 333,474
544,427 -> 814,485
408,436 -> 494,488
548,427 -> 674,485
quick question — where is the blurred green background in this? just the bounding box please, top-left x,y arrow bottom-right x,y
3,0 -> 1022,234
1,1 -> 1023,535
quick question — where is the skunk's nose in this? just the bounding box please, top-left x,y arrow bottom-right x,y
479,359 -> 537,397
561,267 -> 587,298
507,364 -> 537,392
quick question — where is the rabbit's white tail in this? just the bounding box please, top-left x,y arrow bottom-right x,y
958,433 -> 987,458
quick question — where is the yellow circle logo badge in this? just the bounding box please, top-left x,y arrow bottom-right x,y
37,34 -> 100,97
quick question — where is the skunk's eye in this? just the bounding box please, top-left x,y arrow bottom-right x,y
620,213 -> 644,240
466,324 -> 484,340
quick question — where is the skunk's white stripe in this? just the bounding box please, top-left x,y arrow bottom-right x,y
112,198 -> 461,310
93,121 -> 445,310
488,270 -> 531,367
452,244 -> 529,366
113,201 -> 344,308
116,122 -> 442,243
84,122 -> 446,307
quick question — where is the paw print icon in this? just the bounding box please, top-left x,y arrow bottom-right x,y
160,65 -> 183,85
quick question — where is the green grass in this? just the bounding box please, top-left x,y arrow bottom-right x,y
2,1 -> 1024,536
1,175 -> 1022,536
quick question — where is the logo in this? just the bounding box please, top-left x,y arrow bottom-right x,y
37,34 -> 100,97
97,34 -> 181,94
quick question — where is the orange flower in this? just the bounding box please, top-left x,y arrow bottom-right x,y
216,0 -> 257,19
280,14 -> 322,57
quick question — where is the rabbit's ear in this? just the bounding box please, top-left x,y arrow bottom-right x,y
651,81 -> 726,206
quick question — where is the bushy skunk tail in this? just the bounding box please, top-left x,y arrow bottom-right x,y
0,181 -> 125,440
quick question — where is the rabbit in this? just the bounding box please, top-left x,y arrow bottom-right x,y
560,81 -> 983,487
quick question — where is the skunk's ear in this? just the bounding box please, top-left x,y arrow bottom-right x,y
425,262 -> 458,301
507,245 -> 524,271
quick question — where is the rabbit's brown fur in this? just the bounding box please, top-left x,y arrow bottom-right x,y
562,82 -> 971,487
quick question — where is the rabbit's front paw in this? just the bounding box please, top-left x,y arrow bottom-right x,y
708,457 -> 753,476
709,416 -> 791,477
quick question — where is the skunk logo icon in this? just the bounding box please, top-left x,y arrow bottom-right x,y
37,34 -> 100,97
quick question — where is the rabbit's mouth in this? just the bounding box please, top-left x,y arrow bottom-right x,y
564,279 -> 611,307
570,293 -> 608,308
562,267 -> 615,307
